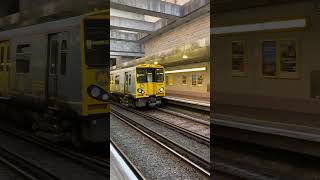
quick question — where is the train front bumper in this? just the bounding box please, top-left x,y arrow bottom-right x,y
135,97 -> 162,107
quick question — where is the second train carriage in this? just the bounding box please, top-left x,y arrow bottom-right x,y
111,64 -> 165,107
0,10 -> 110,146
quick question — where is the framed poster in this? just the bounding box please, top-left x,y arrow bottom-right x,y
279,40 -> 298,78
262,41 -> 277,77
182,75 -> 187,85
197,74 -> 204,86
192,74 -> 197,86
232,41 -> 247,76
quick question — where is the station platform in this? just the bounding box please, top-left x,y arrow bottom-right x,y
110,143 -> 139,180
163,93 -> 210,111
213,105 -> 320,157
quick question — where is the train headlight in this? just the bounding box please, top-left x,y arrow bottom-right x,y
158,87 -> 164,93
90,87 -> 101,98
87,85 -> 111,102
102,94 -> 109,101
137,88 -> 144,94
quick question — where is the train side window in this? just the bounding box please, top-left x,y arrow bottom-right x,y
115,75 -> 120,85
182,75 -> 187,85
60,40 -> 68,75
50,41 -> 59,74
0,47 -> 4,63
16,44 -> 31,73
111,75 -> 113,84
7,45 -> 10,61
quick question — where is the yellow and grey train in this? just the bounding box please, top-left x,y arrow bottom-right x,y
110,64 -> 165,107
0,10 -> 110,146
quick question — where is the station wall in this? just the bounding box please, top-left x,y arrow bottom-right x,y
212,1 -> 320,114
144,13 -> 210,56
165,62 -> 210,98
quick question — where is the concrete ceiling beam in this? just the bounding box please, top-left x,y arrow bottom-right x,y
110,0 -> 181,20
110,16 -> 155,33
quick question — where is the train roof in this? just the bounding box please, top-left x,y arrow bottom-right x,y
0,9 -> 109,41
0,16 -> 81,41
136,64 -> 164,69
111,64 -> 165,73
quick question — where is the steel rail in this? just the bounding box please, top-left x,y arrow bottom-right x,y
0,126 -> 109,177
112,103 -> 210,145
0,146 -> 60,180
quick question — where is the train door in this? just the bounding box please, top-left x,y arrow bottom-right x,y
147,68 -> 154,95
124,72 -> 129,94
48,33 -> 69,100
57,32 -> 69,98
0,41 -> 10,96
48,34 -> 60,99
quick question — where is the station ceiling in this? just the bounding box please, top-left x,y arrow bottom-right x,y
110,0 -> 210,59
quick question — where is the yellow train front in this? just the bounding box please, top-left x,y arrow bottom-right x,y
111,64 -> 165,107
0,10 -> 110,147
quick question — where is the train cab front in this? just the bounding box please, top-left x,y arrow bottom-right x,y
136,64 -> 165,107
80,10 -> 110,143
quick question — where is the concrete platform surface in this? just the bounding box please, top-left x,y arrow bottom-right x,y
110,143 -> 138,180
164,93 -> 210,107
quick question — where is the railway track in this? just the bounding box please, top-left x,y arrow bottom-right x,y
113,103 -> 210,145
111,112 -> 210,179
157,107 -> 210,125
0,124 -> 109,178
0,146 -> 60,180
143,107 -> 210,138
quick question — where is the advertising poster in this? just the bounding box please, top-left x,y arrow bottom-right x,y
262,41 -> 277,77
182,75 -> 187,84
197,74 -> 204,85
280,40 -> 297,75
232,41 -> 246,76
192,75 -> 197,86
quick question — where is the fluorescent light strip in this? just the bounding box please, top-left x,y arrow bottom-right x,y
165,67 -> 206,74
211,18 -> 306,34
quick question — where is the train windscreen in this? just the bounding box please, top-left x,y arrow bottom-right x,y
136,68 -> 164,83
154,68 -> 164,82
137,68 -> 147,83
84,18 -> 109,67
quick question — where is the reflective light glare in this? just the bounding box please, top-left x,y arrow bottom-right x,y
182,55 -> 188,59
154,62 -> 159,65
165,67 -> 206,74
